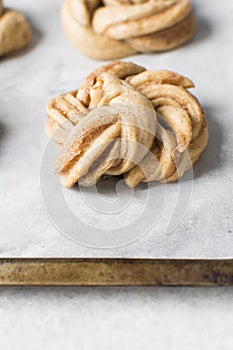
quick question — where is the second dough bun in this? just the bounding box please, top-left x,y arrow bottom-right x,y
61,0 -> 196,60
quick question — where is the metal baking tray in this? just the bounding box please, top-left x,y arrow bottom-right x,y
1,0 -> 232,285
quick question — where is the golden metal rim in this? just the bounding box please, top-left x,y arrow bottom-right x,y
0,258 -> 232,286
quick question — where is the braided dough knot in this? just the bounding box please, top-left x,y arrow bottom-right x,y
46,61 -> 208,187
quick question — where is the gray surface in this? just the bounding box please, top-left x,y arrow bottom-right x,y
1,0 -> 233,257
0,286 -> 233,350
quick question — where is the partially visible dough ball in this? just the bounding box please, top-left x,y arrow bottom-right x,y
0,9 -> 31,56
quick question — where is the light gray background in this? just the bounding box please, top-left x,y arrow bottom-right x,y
0,286 -> 233,350
0,0 -> 233,348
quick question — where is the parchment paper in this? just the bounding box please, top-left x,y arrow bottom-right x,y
1,0 -> 232,258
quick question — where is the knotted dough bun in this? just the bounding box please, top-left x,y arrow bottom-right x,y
46,61 -> 208,187
61,0 -> 196,60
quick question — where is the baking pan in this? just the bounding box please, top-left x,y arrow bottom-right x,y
0,0 -> 233,285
